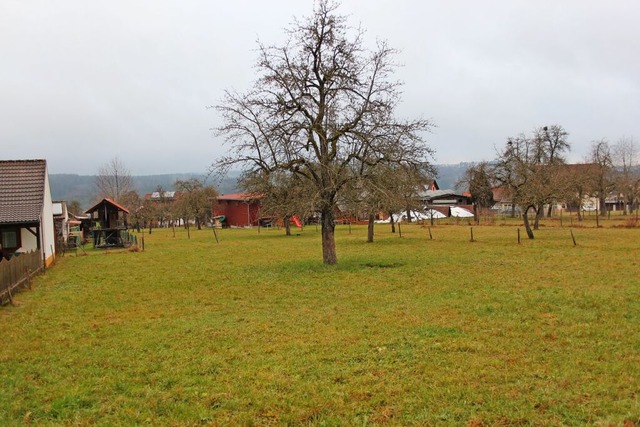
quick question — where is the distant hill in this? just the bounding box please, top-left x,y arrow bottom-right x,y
50,164 -> 472,210
49,172 -> 240,210
434,162 -> 475,190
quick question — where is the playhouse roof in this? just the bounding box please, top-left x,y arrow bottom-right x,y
85,198 -> 130,214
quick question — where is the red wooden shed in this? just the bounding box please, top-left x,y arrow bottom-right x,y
214,193 -> 263,227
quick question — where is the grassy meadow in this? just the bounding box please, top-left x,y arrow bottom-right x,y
1,218 -> 639,425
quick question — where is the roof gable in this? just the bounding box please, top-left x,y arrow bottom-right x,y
85,198 -> 130,214
0,159 -> 47,224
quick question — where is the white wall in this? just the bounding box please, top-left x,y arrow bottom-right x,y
41,167 -> 56,266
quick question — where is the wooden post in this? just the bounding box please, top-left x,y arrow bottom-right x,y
595,209 -> 600,228
348,221 -> 352,234
7,285 -> 14,306
141,236 -> 145,251
517,228 -> 521,244
470,227 -> 474,242
213,226 -> 219,244
560,209 -> 563,227
172,225 -> 176,238
398,222 -> 402,238
570,229 -> 577,246
428,227 -> 433,240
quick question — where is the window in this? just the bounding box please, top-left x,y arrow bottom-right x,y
1,229 -> 19,249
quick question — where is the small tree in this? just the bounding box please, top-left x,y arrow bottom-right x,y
95,156 -> 134,203
493,125 -> 571,239
588,140 -> 615,217
215,1 -> 434,264
457,162 -> 495,223
612,136 -> 640,215
241,170 -> 316,235
67,200 -> 83,216
119,190 -> 143,231
175,179 -> 218,230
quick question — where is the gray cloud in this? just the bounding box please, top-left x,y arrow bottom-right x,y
1,0 -> 638,174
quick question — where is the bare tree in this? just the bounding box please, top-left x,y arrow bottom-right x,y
457,162 -> 495,223
588,140 -> 615,217
493,125 -> 571,239
215,1 -> 434,264
612,136 -> 640,215
241,170 -> 317,235
95,156 -> 134,203
174,178 -> 218,230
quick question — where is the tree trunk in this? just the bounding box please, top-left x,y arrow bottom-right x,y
321,207 -> 337,265
284,216 -> 291,236
534,204 -> 543,230
599,197 -> 607,217
405,207 -> 412,223
367,213 -> 375,243
523,206 -> 535,239
546,203 -> 553,218
389,211 -> 396,233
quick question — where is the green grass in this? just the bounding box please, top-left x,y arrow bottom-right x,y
1,221 -> 639,426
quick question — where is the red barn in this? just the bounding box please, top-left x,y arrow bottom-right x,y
214,193 -> 263,227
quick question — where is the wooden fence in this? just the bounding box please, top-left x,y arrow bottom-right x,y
0,251 -> 43,305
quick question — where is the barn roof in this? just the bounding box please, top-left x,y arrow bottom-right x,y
217,193 -> 263,201
0,159 -> 48,224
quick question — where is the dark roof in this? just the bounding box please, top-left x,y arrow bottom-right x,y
85,198 -> 130,214
0,159 -> 47,224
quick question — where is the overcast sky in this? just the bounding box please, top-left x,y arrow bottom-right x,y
2,1 -> 638,175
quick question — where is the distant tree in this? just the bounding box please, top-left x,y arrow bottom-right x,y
493,125 -> 571,239
562,163 -> 598,221
96,156 -> 134,203
67,200 -> 83,216
612,136 -> 640,215
588,140 -> 615,217
119,190 -> 143,231
174,178 -> 218,230
457,162 -> 495,223
215,1 -> 434,264
240,170 -> 315,236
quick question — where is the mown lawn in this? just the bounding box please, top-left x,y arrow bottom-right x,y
1,221 -> 639,426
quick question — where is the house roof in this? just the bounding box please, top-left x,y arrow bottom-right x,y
85,198 -> 130,214
419,189 -> 467,199
217,193 -> 263,202
0,159 -> 48,224
144,191 -> 178,200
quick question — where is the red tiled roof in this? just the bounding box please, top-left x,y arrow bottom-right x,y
0,159 -> 47,224
85,198 -> 130,214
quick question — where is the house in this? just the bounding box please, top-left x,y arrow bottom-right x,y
85,198 -> 131,247
418,189 -> 472,208
0,159 -> 56,265
214,193 -> 263,227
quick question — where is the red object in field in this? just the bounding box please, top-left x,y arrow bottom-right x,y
292,215 -> 302,228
